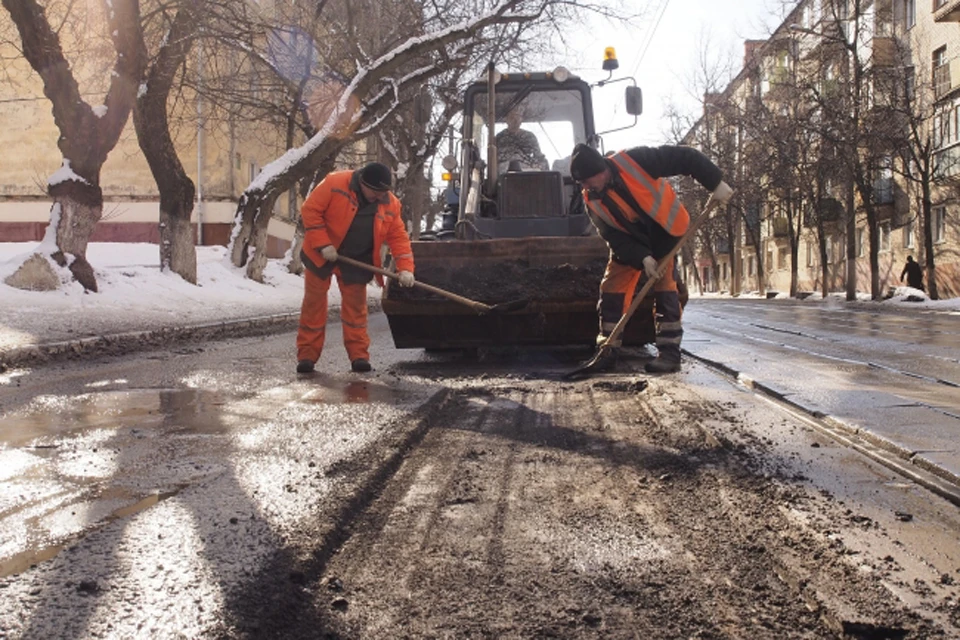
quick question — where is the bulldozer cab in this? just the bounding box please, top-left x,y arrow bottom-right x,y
381,64 -> 658,350
457,74 -> 596,239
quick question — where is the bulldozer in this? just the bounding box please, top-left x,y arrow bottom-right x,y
382,55 -> 661,350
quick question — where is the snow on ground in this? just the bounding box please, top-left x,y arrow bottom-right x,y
2,241 -> 958,353
0,243 -> 381,352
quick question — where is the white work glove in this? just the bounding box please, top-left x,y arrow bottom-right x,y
642,256 -> 659,281
320,245 -> 338,262
712,181 -> 734,205
398,270 -> 415,287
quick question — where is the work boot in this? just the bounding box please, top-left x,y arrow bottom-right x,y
351,358 -> 372,373
644,357 -> 681,374
296,359 -> 315,374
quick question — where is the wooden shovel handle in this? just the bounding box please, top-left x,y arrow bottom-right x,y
601,196 -> 719,349
335,255 -> 492,313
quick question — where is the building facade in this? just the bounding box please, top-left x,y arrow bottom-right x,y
0,11 -> 300,259
681,0 -> 960,299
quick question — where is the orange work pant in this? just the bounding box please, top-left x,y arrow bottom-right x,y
296,267 -> 370,364
598,256 -> 682,358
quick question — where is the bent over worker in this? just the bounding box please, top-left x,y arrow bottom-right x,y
570,143 -> 733,374
296,162 -> 415,374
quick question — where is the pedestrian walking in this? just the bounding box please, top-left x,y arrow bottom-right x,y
569,143 -> 733,373
296,162 -> 415,374
900,255 -> 924,292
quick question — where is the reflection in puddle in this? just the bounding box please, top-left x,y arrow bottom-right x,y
0,489 -> 180,579
299,379 -> 398,405
0,388 -> 235,447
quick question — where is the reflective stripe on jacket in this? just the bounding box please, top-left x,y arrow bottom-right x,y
583,152 -> 690,237
301,170 -> 414,285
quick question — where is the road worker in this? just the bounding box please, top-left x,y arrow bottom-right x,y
296,162 -> 415,374
570,143 -> 733,373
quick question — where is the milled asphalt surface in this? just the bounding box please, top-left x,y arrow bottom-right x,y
3,297 -> 959,506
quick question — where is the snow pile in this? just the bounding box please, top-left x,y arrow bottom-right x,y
0,243 -> 379,351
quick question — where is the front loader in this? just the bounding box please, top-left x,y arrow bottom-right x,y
382,56 -> 659,350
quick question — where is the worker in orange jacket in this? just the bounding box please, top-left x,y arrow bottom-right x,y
570,143 -> 733,374
296,162 -> 415,374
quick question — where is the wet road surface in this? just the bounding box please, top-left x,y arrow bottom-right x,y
0,311 -> 959,638
684,298 -> 960,487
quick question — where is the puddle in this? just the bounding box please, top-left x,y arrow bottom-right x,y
0,488 -> 180,579
0,389 -> 238,446
299,380 -> 400,405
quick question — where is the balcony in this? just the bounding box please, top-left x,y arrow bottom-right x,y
934,0 -> 960,22
804,197 -> 844,228
772,217 -> 790,237
934,144 -> 960,183
872,36 -> 896,68
874,180 -> 909,226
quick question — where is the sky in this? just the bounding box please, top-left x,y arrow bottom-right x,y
1,241 -> 956,358
565,0 -> 790,150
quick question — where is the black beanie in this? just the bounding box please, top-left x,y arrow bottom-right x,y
359,162 -> 392,191
569,143 -> 607,181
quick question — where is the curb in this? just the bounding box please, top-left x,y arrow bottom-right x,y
683,348 -> 960,506
0,299 -> 384,370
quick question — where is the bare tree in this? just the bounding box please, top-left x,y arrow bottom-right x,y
225,0 -> 573,282
2,0 -> 146,291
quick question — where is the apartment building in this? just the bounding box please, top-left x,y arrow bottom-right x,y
682,0 -> 959,299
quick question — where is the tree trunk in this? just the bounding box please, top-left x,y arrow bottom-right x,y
132,2 -> 198,284
49,186 -> 104,291
244,192 -> 280,282
288,217 -> 305,275
921,178 -> 939,300
160,204 -> 197,283
818,230 -> 830,299
845,181 -> 857,300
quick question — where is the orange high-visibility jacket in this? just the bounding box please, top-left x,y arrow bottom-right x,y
301,170 -> 414,285
583,151 -> 690,237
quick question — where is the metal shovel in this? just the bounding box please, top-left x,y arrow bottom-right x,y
562,196 -> 721,381
335,255 -> 528,315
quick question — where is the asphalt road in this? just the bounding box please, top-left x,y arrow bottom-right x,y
683,298 -> 960,489
0,310 -> 959,638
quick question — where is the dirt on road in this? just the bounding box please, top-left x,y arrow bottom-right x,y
219,360 -> 958,639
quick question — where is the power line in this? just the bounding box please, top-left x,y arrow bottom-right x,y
631,0 -> 672,77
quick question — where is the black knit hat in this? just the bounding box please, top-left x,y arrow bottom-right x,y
359,162 -> 392,191
570,143 -> 607,181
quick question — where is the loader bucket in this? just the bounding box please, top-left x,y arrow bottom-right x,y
381,237 -> 657,349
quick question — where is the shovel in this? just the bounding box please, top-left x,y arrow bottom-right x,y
335,255 -> 528,315
563,196 -> 720,381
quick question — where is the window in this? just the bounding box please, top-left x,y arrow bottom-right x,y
857,226 -> 866,257
249,161 -> 260,183
905,0 -> 915,29
903,218 -> 915,249
766,249 -> 774,271
806,241 -> 814,267
748,255 -> 756,277
838,235 -> 846,261
880,222 -> 891,251
934,206 -> 947,242
235,153 -> 241,170
825,236 -> 833,263
933,46 -> 949,99
721,262 -> 728,282
875,156 -> 894,203
778,249 -> 788,271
